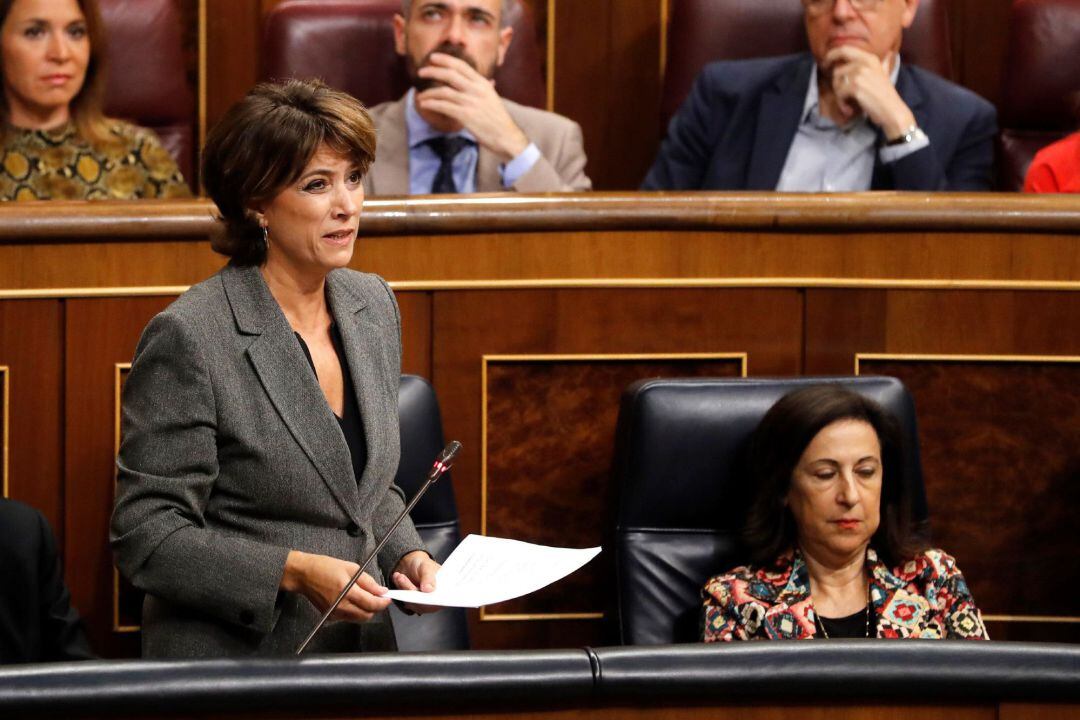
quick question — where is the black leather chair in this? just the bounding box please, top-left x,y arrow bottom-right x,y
611,376 -> 927,645
390,375 -> 469,650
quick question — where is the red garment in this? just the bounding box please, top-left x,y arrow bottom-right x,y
1024,132 -> 1080,193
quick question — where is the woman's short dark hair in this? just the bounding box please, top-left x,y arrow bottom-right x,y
201,79 -> 376,266
742,384 -> 927,567
0,0 -> 110,144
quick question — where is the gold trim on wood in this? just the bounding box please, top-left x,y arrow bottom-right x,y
1,366 -> 8,498
2,276 -> 1078,301
480,612 -> 605,622
982,615 -> 1080,624
855,353 -> 1080,374
386,279 -> 1080,292
546,0 -> 556,112
855,352 -> 1080,627
113,363 -> 139,633
479,352 -> 748,622
197,0 -> 208,191
659,0 -> 669,84
0,287 -> 192,300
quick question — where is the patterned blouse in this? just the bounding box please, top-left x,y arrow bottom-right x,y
702,547 -> 988,641
0,121 -> 191,201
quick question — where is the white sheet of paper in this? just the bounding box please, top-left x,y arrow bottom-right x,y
381,534 -> 601,608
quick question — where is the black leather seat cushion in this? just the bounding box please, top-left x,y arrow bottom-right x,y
590,641 -> 1080,701
1,644 -> 1077,716
391,375 -> 468,650
0,650 -> 593,716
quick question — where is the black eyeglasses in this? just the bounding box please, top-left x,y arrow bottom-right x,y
802,0 -> 886,16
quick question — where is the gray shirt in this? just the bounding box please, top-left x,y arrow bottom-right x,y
776,55 -> 928,192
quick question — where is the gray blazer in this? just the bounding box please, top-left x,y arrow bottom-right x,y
111,264 -> 425,657
364,93 -> 592,195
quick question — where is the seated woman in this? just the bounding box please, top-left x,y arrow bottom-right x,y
702,385 -> 987,641
0,0 -> 189,200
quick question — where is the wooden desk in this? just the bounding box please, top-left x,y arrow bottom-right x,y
0,193 -> 1077,656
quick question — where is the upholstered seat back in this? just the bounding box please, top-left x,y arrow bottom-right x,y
263,0 -> 545,109
100,0 -> 195,187
660,0 -> 954,131
391,375 -> 469,650
997,0 -> 1080,190
612,376 -> 926,645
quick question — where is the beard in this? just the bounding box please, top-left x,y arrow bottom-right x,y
405,42 -> 492,91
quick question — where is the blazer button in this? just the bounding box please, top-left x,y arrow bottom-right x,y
239,609 -> 255,625
346,522 -> 361,537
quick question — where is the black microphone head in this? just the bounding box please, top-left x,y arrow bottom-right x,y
440,441 -> 462,467
427,441 -> 463,481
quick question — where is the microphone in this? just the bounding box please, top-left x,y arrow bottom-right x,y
296,441 -> 462,655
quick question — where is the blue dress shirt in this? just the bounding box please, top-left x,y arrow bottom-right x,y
405,88 -> 540,194
776,55 -> 928,192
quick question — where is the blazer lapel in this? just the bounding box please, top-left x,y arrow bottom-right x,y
221,264 -> 362,525
747,56 -> 814,190
370,97 -> 410,195
326,272 -> 397,514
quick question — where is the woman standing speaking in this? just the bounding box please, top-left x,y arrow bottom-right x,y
112,80 -> 439,657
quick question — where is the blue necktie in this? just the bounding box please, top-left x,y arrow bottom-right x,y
425,136 -> 473,194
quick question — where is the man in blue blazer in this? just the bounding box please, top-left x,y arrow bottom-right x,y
642,0 -> 997,191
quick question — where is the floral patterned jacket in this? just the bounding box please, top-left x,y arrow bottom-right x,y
702,547 -> 988,641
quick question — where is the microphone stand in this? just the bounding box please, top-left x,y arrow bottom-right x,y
295,441 -> 462,655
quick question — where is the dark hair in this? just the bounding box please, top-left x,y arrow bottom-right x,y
0,0 -> 110,144
742,385 -> 927,567
201,79 -> 376,266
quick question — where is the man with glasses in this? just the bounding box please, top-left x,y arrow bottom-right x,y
642,0 -> 996,191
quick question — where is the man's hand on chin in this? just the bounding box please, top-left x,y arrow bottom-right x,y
823,45 -> 916,140
415,52 -> 530,162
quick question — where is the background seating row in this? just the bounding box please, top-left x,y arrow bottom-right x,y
99,0 -> 1080,192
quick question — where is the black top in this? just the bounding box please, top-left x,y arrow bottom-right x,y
816,606 -> 876,640
295,324 -> 367,484
0,499 -> 95,663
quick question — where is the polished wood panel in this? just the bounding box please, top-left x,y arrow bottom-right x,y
859,358 -> 1080,633
4,195 -> 1078,241
64,297 -> 176,658
805,290 -> 1080,373
46,701 -> 1010,720
0,301 -> 63,535
3,196 -> 1078,293
484,356 -> 743,617
433,288 -> 802,646
552,0 -> 662,190
204,0 -> 261,134
397,291 -> 433,378
1,197 -> 1075,654
166,703 -> 993,720
1000,704 -> 1080,720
